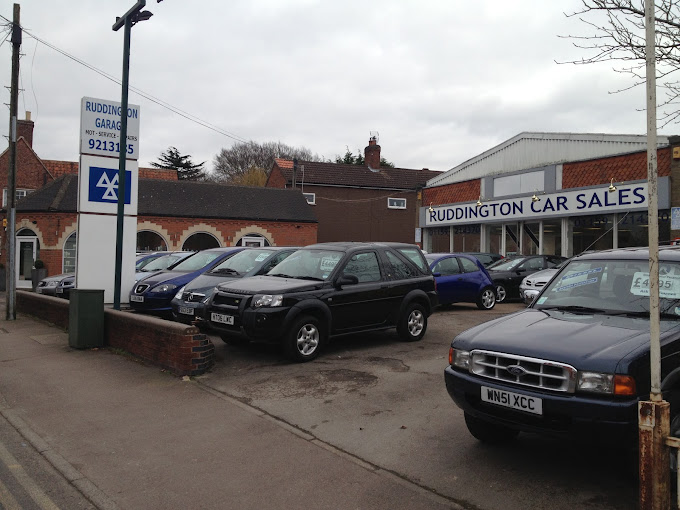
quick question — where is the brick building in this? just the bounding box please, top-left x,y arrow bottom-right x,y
267,136 -> 441,244
419,132 -> 677,257
1,115 -> 317,286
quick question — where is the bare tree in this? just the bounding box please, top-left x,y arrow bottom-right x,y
212,141 -> 322,184
561,0 -> 680,125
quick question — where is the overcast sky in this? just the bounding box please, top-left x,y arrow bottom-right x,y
0,1 -> 671,174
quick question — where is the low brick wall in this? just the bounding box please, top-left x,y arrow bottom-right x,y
16,290 -> 214,376
16,291 -> 70,329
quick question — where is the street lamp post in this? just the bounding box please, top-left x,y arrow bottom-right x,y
112,1 -> 152,310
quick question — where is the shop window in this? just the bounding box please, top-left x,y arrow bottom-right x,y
571,214 -> 614,254
183,233 -> 220,251
617,210 -> 671,248
63,232 -> 77,273
388,198 -> 406,209
136,230 -> 167,252
236,234 -> 271,247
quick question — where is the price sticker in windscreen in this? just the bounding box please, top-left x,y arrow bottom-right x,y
631,272 -> 680,299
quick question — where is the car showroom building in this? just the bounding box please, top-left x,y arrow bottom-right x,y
420,132 -> 678,258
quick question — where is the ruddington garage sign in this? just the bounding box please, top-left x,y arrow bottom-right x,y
79,97 -> 140,160
424,178 -> 670,227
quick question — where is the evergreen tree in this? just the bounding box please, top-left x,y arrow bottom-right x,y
151,146 -> 206,181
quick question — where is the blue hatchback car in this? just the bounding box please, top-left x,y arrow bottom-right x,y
425,253 -> 496,310
129,247 -> 243,313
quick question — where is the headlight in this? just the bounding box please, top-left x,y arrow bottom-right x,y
152,283 -> 178,294
174,286 -> 185,300
252,294 -> 283,308
577,372 -> 636,395
449,348 -> 470,370
577,372 -> 613,394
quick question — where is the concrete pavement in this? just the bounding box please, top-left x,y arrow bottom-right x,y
0,305 -> 460,509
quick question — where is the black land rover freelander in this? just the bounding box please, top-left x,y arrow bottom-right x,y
206,242 -> 438,362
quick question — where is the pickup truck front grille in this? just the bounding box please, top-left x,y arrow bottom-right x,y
470,350 -> 577,393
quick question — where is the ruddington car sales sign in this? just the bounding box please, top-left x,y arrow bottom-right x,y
79,97 -> 140,160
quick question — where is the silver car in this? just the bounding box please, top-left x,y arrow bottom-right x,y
519,267 -> 559,304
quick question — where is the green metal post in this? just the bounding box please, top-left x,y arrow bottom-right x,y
113,16 -> 132,310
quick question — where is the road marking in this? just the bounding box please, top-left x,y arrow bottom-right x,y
0,441 -> 61,510
0,476 -> 23,510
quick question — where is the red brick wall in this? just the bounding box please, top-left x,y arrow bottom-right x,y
0,140 -> 53,190
266,164 -> 287,189
422,179 -> 480,205
16,291 -> 215,376
0,212 -> 318,276
563,147 -> 670,188
41,161 -> 179,181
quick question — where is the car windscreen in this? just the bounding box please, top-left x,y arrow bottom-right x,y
209,249 -> 273,275
141,253 -> 188,272
171,251 -> 223,272
136,254 -> 162,270
267,249 -> 343,280
534,258 -> 680,317
488,258 -> 523,271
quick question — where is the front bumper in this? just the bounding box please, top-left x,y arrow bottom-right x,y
171,300 -> 208,324
207,305 -> 291,341
444,365 -> 638,442
129,293 -> 173,312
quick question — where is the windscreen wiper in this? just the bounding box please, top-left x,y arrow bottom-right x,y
211,268 -> 240,275
538,305 -> 608,314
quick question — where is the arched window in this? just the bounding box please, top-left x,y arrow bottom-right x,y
63,232 -> 77,273
182,232 -> 220,251
137,230 -> 168,252
236,234 -> 271,247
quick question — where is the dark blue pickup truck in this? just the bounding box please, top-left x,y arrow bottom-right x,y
445,246 -> 680,447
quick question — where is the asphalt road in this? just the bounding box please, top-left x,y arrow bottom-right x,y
198,301 -> 638,510
0,412 -> 96,510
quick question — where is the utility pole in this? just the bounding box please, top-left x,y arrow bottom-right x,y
5,3 -> 20,321
638,1 -> 670,508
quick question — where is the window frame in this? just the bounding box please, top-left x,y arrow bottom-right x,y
3,188 -> 33,207
303,192 -> 316,205
387,197 -> 407,210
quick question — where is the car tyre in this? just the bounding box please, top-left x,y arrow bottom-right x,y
398,302 -> 428,342
495,284 -> 507,303
476,287 -> 496,310
464,412 -> 519,444
284,315 -> 324,362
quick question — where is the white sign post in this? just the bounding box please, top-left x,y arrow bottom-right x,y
76,97 -> 140,304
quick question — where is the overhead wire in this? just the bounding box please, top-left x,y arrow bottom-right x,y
0,14 -> 250,145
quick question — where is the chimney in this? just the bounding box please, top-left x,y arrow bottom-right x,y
364,134 -> 381,170
17,111 -> 34,148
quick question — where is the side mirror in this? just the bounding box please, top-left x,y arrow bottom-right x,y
336,274 -> 359,287
432,272 -> 442,277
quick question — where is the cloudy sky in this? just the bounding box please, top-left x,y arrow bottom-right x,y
0,1 -> 670,173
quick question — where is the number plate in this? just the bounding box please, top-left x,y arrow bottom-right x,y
130,295 -> 144,303
481,386 -> 543,415
56,288 -> 63,294
179,306 -> 194,315
211,312 -> 234,325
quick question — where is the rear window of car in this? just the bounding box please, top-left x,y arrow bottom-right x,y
459,257 -> 480,273
395,247 -> 428,273
386,251 -> 420,279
